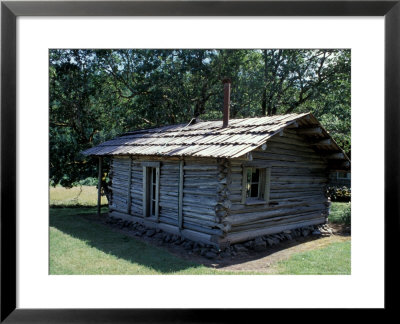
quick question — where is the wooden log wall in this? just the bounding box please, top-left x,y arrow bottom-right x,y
181,159 -> 224,237
108,156 -> 223,245
108,156 -> 131,214
220,130 -> 330,245
158,161 -> 180,226
130,161 -> 144,216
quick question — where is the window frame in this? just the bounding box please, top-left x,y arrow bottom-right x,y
142,162 -> 160,220
241,165 -> 271,205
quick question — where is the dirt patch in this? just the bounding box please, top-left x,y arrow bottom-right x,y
79,212 -> 351,273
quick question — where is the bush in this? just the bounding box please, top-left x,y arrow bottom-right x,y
77,177 -> 98,186
327,186 -> 351,202
339,203 -> 351,225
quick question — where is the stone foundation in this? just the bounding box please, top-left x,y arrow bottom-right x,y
106,216 -> 334,260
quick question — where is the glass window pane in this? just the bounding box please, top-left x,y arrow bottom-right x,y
251,168 -> 259,182
250,183 -> 259,197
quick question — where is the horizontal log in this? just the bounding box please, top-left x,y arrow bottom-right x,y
182,222 -> 223,236
251,152 -> 325,164
270,168 -> 326,175
160,207 -> 178,215
270,183 -> 324,190
183,165 -> 218,171
231,160 -> 327,169
184,175 -> 216,180
183,193 -> 217,202
159,192 -> 179,198
111,205 -> 129,214
272,180 -> 327,186
183,208 -> 216,218
229,198 -> 326,214
161,166 -> 179,170
268,135 -> 313,148
109,187 -> 128,196
159,216 -> 178,226
219,217 -> 326,245
269,192 -> 325,200
224,203 -> 327,226
326,152 -> 345,159
311,139 -> 331,146
270,176 -> 327,183
160,193 -> 179,200
112,196 -> 128,204
182,190 -> 217,197
183,215 -> 219,227
180,229 -> 217,246
159,203 -> 178,210
264,141 -> 316,154
184,182 -> 218,188
259,147 -> 322,160
229,212 -> 326,232
182,211 -> 217,225
297,127 -> 323,135
184,159 -> 218,165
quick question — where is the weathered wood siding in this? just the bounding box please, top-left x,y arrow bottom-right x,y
130,161 -> 143,216
220,130 -> 330,244
181,159 -> 222,237
109,156 -> 222,246
108,156 -> 131,214
107,157 -> 144,216
159,161 -> 180,226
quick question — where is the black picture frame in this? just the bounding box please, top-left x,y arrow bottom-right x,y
1,0 -> 399,322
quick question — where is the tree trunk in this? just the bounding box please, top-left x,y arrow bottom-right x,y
261,88 -> 267,116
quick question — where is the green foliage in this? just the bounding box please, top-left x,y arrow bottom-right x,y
327,186 -> 351,202
339,203 -> 351,226
77,177 -> 98,186
50,49 -> 351,185
329,202 -> 351,224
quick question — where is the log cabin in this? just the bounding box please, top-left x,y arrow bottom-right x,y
82,81 -> 350,248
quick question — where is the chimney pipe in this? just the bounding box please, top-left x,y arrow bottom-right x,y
222,78 -> 231,128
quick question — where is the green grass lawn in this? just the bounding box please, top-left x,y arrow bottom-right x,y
274,241 -> 351,275
50,207 -> 220,275
50,185 -> 108,207
50,206 -> 351,275
49,186 -> 351,275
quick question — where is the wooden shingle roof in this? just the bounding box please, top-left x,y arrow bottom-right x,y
82,112 -> 350,164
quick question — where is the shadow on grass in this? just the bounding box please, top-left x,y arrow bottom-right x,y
212,235 -> 329,269
50,207 -> 204,274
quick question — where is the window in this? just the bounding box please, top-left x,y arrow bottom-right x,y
142,162 -> 160,218
149,167 -> 157,216
242,166 -> 271,204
